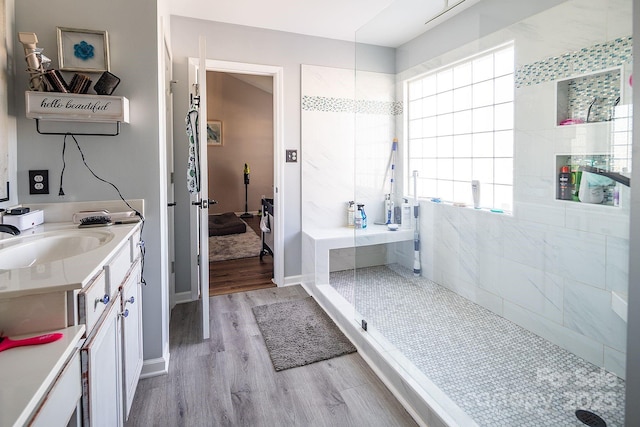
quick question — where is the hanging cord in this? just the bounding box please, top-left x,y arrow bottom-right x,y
58,135 -> 68,196
59,133 -> 147,285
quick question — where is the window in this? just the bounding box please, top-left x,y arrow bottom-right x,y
406,43 -> 514,211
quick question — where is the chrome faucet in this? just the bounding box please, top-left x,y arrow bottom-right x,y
0,224 -> 20,236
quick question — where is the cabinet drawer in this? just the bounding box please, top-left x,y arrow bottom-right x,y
30,350 -> 81,427
0,292 -> 67,336
129,229 -> 142,262
105,243 -> 131,295
78,271 -> 109,333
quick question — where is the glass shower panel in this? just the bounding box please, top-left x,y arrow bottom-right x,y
348,0 -> 632,426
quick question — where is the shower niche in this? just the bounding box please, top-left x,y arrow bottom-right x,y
555,154 -> 631,206
556,67 -> 623,126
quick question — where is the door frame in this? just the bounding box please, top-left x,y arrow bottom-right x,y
196,59 -> 285,288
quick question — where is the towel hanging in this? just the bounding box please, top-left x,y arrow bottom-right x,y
260,214 -> 271,233
185,107 -> 200,193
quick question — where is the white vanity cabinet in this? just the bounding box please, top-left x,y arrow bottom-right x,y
81,293 -> 124,427
121,259 -> 143,418
77,226 -> 144,426
0,202 -> 145,427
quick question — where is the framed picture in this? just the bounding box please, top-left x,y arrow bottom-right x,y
207,120 -> 223,146
57,27 -> 110,72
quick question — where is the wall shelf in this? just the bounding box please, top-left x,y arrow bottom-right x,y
556,68 -> 621,126
25,91 -> 129,136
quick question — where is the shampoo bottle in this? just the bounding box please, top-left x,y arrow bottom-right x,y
558,166 -> 572,200
384,194 -> 394,224
471,180 -> 480,209
401,198 -> 411,228
347,201 -> 355,227
359,204 -> 367,229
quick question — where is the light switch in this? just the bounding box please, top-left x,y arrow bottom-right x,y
286,149 -> 298,163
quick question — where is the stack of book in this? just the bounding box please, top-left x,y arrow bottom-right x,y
43,71 -> 93,94
68,73 -> 92,94
43,70 -> 69,93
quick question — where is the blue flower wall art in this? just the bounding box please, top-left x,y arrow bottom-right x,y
57,27 -> 110,72
74,40 -> 95,61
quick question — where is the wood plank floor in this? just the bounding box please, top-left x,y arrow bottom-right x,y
126,286 -> 418,427
209,215 -> 275,297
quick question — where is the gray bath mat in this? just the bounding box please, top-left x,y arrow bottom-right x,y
252,296 -> 356,371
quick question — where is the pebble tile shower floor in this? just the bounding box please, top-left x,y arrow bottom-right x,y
330,265 -> 625,427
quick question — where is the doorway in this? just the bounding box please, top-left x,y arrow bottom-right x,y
207,70 -> 275,295
191,59 -> 285,296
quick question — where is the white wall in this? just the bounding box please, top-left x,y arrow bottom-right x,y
169,17 -> 395,291
15,0 -> 168,365
206,72 -> 274,214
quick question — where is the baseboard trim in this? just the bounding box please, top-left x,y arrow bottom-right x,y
282,275 -> 303,286
173,291 -> 193,305
140,349 -> 170,379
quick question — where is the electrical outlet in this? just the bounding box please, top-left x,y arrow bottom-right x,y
286,149 -> 298,163
29,170 -> 49,194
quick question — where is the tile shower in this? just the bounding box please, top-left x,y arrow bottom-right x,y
301,0 -> 631,425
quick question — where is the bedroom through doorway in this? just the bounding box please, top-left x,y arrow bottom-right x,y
206,70 -> 275,296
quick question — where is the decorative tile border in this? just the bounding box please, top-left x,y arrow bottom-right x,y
515,36 -> 632,88
302,95 -> 403,115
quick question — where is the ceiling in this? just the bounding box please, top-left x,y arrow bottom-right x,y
169,0 -> 478,48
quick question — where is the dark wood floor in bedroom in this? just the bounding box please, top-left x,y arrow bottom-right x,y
209,214 -> 275,297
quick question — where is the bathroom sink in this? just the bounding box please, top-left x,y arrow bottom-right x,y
0,230 -> 115,269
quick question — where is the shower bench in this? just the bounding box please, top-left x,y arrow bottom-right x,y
302,224 -> 414,286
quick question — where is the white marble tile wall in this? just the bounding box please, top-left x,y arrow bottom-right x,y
301,64 -> 398,231
421,196 -> 628,376
509,0 -> 632,67
606,236 -> 630,294
301,65 -> 356,230
604,346 -> 627,378
301,64 -> 355,99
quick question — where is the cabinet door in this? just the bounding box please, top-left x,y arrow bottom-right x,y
81,294 -> 123,427
121,260 -> 143,419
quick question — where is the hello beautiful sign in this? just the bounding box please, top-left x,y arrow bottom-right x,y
25,91 -> 129,123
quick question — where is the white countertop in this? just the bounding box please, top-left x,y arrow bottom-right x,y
0,325 -> 85,427
0,222 -> 140,299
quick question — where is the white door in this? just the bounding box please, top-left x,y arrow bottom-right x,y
187,37 -> 210,340
164,37 -> 177,308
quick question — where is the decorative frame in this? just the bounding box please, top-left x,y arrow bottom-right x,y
57,27 -> 110,72
207,120 -> 222,146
